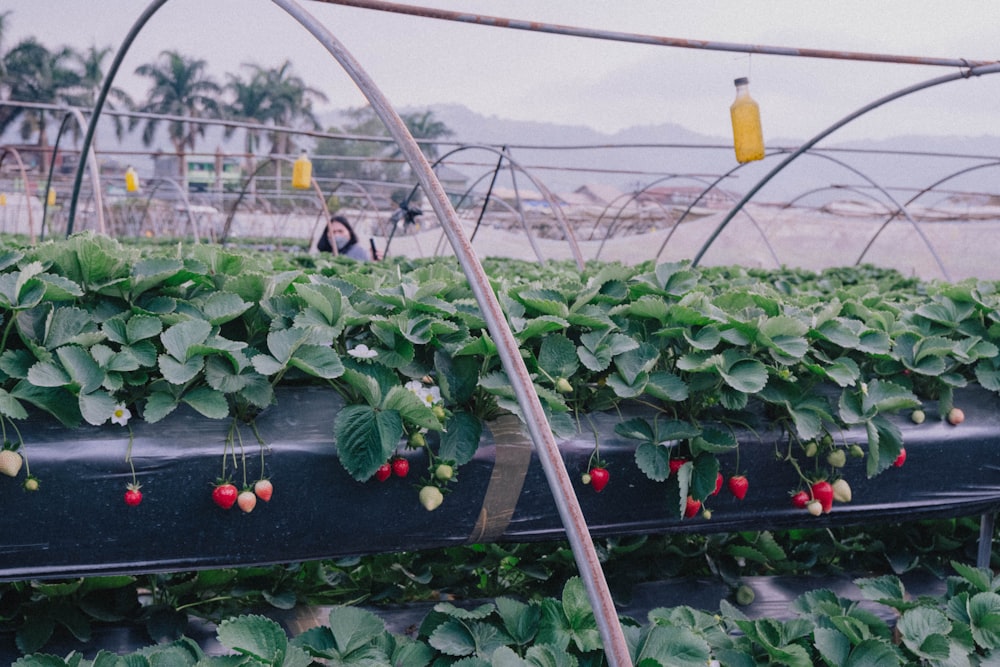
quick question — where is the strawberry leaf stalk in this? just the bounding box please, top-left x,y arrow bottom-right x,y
115,404 -> 141,507
0,415 -> 30,481
583,438 -> 609,493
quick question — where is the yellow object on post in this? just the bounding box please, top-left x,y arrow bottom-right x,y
0,194 -> 6,206
730,77 -> 765,163
291,150 -> 312,189
47,188 -> 56,207
125,166 -> 140,193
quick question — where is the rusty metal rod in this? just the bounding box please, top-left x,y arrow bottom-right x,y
312,0 -> 997,68
271,0 -> 633,664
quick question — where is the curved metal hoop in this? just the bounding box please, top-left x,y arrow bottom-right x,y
691,63 -> 1000,271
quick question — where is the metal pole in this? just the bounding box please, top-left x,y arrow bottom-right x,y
67,0 -> 171,236
271,1 -> 632,664
314,0 -> 997,69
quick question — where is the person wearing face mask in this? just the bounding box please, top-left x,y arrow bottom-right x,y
317,214 -> 379,260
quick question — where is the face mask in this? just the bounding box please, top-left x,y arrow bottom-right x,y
335,235 -> 349,251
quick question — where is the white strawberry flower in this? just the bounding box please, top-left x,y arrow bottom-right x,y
405,380 -> 442,407
111,404 -> 132,426
348,344 -> 378,360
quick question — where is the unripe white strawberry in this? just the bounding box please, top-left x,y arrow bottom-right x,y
419,485 -> 444,511
807,500 -> 823,516
0,450 -> 22,477
832,479 -> 852,503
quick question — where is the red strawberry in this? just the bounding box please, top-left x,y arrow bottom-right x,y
811,480 -> 834,513
712,472 -> 724,496
212,482 -> 238,510
237,489 -> 257,513
669,458 -> 688,476
728,475 -> 749,500
391,457 -> 410,478
254,479 -> 273,502
589,467 -> 610,493
375,462 -> 392,482
124,483 -> 143,507
893,448 -> 907,467
684,496 -> 702,518
791,490 -> 810,509
947,407 -> 965,425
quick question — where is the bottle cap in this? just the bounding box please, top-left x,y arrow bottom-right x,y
734,77 -> 749,86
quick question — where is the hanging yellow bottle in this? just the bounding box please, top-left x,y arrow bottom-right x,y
730,77 -> 765,163
0,194 -> 6,206
47,188 -> 56,207
291,150 -> 312,189
125,166 -> 140,193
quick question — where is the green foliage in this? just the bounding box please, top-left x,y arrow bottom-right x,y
17,562 -> 1000,666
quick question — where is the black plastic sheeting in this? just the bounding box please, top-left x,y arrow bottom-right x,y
0,385 -> 998,581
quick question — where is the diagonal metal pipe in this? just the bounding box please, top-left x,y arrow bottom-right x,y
270,0 -> 632,664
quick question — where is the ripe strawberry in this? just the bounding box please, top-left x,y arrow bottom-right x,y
893,448 -> 907,467
375,462 -> 392,482
811,480 -> 834,513
124,483 -> 143,507
254,479 -> 273,502
832,479 -> 852,503
419,485 -> 444,511
391,457 -> 410,478
237,489 -> 257,513
212,482 -> 238,510
0,449 -> 23,477
684,496 -> 701,519
669,458 -> 688,476
728,475 -> 749,500
589,467 -> 610,493
791,490 -> 810,509
947,407 -> 965,425
712,472 -> 724,496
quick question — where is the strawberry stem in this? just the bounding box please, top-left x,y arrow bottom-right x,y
123,425 -> 137,486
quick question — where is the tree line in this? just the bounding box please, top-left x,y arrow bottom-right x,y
0,10 -> 453,183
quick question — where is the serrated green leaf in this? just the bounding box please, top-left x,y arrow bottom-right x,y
216,614 -> 287,662
334,405 -> 401,481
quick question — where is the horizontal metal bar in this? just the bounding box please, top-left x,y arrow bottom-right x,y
312,0 -> 997,69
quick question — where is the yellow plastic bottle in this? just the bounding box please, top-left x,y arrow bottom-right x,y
47,188 -> 56,207
291,150 -> 312,189
730,77 -> 765,163
125,166 -> 140,193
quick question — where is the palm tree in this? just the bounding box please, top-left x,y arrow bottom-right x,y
133,50 -> 221,181
0,37 -> 84,169
400,109 -> 453,161
259,60 -> 327,157
74,44 -> 134,140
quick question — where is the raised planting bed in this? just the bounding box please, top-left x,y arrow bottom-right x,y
0,383 -> 996,581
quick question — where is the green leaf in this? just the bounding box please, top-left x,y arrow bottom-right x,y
495,597 -> 539,647
644,371 -> 688,402
430,618 -> 477,657
897,607 -> 953,660
614,342 -> 659,386
199,291 -> 251,326
79,389 -> 117,426
288,345 -> 344,380
968,592 -> 1000,649
383,385 -> 440,431
439,411 -> 483,466
635,442 -> 672,481
537,334 -> 579,381
56,345 -> 105,394
160,319 -> 212,362
719,350 -> 768,394
215,614 -> 287,662
334,405 -> 401,481
635,624 -> 711,667
158,354 -> 204,385
181,387 -> 230,419
326,605 -> 386,655
435,351 -> 479,404
560,577 -> 601,652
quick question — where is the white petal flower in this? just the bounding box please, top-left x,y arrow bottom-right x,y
348,344 -> 377,359
424,386 -> 442,406
111,404 -> 132,426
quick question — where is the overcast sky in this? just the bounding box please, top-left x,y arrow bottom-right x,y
3,0 -> 999,143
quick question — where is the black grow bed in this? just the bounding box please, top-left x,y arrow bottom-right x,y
0,385 -> 998,581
